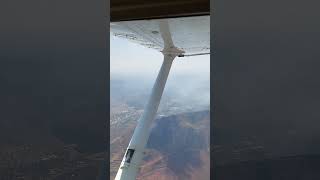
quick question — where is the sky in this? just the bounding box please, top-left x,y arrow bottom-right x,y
110,35 -> 210,79
110,34 -> 210,110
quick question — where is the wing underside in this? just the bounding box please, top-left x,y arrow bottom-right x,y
110,16 -> 210,56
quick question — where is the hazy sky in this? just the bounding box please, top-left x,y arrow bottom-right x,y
110,34 -> 210,110
110,35 -> 210,80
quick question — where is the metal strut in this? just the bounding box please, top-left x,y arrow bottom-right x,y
115,53 -> 176,180
115,19 -> 184,180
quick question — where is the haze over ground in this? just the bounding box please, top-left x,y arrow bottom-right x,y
110,35 -> 210,110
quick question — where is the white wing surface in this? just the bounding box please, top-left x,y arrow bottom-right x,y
110,16 -> 210,56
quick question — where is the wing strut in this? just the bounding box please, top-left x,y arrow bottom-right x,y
115,20 -> 184,180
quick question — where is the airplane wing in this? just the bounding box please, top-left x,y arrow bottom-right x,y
110,15 -> 210,56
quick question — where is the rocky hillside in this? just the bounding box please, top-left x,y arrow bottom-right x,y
110,110 -> 210,180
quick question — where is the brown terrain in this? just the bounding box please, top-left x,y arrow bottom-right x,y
110,110 -> 210,180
